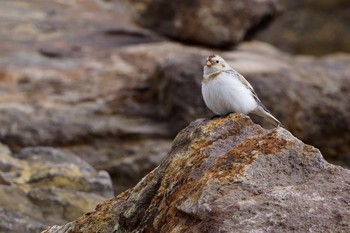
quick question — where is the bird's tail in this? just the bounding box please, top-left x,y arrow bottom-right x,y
251,106 -> 281,127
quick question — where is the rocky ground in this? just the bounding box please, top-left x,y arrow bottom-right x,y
0,0 -> 349,232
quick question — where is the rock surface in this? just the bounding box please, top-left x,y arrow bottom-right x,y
126,0 -> 350,55
43,114 -> 350,233
127,0 -> 278,47
0,0 -> 172,194
256,0 -> 350,55
151,52 -> 212,135
0,144 -> 113,233
1,0 -> 350,197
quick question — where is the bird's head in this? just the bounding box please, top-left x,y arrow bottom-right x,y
204,55 -> 230,76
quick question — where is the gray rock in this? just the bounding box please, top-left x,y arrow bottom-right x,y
43,114 -> 350,233
152,53 -> 212,135
0,0 -> 170,195
0,208 -> 47,233
126,0 -> 278,47
0,144 -> 113,232
256,0 -> 350,55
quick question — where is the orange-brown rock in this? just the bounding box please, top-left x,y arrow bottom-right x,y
43,114 -> 350,233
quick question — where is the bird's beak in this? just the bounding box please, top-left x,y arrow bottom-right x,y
206,60 -> 212,67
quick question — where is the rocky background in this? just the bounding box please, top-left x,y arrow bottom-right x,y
0,0 -> 349,232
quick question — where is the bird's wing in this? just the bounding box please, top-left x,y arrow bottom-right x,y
224,69 -> 271,112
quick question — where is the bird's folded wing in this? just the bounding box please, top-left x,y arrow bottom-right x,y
224,69 -> 270,113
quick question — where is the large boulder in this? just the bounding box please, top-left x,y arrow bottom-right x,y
0,144 -> 113,232
43,114 -> 350,232
126,0 -> 278,47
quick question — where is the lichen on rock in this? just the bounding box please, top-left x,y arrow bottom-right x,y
44,114 -> 350,233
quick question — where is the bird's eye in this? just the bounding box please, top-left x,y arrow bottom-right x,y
215,60 -> 219,64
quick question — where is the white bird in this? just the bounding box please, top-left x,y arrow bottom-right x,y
202,54 -> 281,127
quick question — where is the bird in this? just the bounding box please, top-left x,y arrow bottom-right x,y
202,54 -> 281,127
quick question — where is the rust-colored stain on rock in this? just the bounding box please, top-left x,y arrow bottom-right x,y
44,113 -> 350,233
139,114 -> 277,231
189,115 -> 254,160
208,130 -> 291,182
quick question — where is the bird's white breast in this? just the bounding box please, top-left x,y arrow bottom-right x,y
202,72 -> 258,115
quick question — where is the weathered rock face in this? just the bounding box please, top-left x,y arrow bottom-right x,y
43,114 -> 350,233
0,144 -> 113,233
256,0 -> 350,55
126,0 -> 278,47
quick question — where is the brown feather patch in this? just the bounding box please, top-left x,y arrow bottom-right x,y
202,71 -> 221,84
207,55 -> 216,61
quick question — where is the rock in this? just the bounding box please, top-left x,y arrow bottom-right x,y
68,138 -> 173,195
0,0 -> 170,194
0,144 -> 113,232
43,114 -> 350,233
255,0 -> 350,55
126,0 -> 278,47
0,186 -> 47,233
151,53 -> 212,135
125,0 -> 350,55
0,0 -> 160,133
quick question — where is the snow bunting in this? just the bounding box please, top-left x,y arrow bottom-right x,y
202,54 -> 281,127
